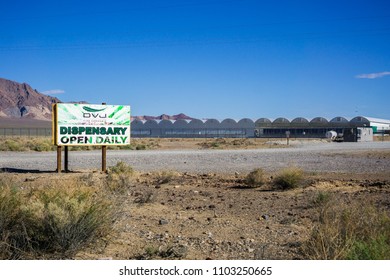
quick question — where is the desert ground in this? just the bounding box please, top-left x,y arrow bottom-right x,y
1,137 -> 390,260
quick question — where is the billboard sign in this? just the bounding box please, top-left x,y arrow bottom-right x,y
52,103 -> 131,146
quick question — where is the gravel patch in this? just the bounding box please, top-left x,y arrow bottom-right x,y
1,142 -> 390,174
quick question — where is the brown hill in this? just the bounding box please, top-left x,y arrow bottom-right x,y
0,78 -> 194,125
132,113 -> 194,121
0,78 -> 60,121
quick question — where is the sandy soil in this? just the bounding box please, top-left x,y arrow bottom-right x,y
1,138 -> 389,260
6,169 -> 389,260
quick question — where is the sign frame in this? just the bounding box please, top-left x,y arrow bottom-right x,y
52,103 -> 131,146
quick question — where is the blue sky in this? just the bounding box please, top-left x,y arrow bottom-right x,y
1,0 -> 389,120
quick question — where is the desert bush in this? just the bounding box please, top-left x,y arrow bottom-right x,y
0,179 -> 116,259
245,168 -> 266,188
303,196 -> 390,260
273,167 -> 304,190
135,144 -> 146,150
0,184 -> 26,259
133,187 -> 155,204
108,161 -> 134,175
346,235 -> 390,260
0,139 -> 24,151
31,140 -> 54,151
106,161 -> 135,193
311,191 -> 333,207
156,170 -> 179,184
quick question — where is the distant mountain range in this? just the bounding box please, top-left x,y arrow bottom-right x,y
132,113 -> 193,121
0,78 -> 60,120
0,77 -> 193,124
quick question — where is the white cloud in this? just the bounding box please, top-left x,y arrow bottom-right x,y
355,71 -> 390,79
42,89 -> 65,95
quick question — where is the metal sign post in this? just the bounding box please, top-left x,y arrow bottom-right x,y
64,146 -> 69,172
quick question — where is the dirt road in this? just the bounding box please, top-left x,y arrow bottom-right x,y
1,141 -> 390,174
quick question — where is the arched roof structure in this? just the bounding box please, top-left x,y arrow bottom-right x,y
204,119 -> 220,128
220,118 -> 238,128
330,116 -> 349,123
238,118 -> 255,128
172,119 -> 191,128
159,119 -> 174,128
189,119 -> 205,129
291,117 -> 309,123
255,118 -> 272,124
350,116 -> 370,126
131,119 -> 145,129
310,117 -> 328,124
143,119 -> 159,129
273,117 -> 290,124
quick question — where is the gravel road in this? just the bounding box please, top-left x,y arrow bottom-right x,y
1,141 -> 390,174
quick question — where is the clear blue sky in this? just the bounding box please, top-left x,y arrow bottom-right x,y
1,0 -> 389,120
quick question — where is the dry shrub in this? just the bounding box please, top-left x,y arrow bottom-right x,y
245,168 -> 266,188
0,139 -> 24,151
156,170 -> 180,184
303,195 -> 390,260
0,177 -> 117,259
133,186 -> 155,204
273,167 -> 304,190
0,137 -> 55,152
106,161 -> 136,193
108,161 -> 134,175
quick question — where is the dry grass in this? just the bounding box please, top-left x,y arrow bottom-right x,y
0,137 -> 55,152
1,166 -> 389,260
303,194 -> 390,260
155,170 -> 180,184
245,168 -> 266,188
273,167 -> 305,190
0,137 -> 293,152
0,175 -> 118,259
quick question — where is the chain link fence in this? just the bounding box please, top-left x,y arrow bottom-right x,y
0,128 -> 52,137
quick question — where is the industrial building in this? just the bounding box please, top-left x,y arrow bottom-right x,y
131,116 -> 390,141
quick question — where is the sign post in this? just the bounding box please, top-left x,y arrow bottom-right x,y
64,146 -> 69,172
56,145 -> 62,173
52,103 -> 131,172
101,103 -> 107,173
102,145 -> 107,172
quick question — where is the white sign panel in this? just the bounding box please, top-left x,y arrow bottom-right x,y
54,104 -> 131,146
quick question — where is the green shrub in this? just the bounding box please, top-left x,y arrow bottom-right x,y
245,168 -> 265,188
347,235 -> 390,260
273,167 -> 304,190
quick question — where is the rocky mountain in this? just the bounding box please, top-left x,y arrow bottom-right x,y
0,77 -> 194,123
132,113 -> 194,121
0,78 -> 60,121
